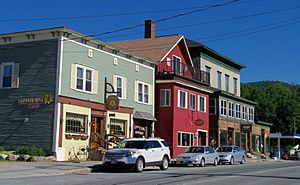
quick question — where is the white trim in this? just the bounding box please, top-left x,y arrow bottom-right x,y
63,37 -> 154,70
178,90 -> 188,109
136,80 -> 151,105
220,99 -> 227,117
115,75 -> 125,99
74,64 -> 94,94
152,69 -> 155,116
198,95 -> 206,113
160,89 -> 171,107
177,131 -> 194,147
228,101 -> 234,118
52,36 -> 63,153
160,36 -> 183,62
197,129 -> 208,146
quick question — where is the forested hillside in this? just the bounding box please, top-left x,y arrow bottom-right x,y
241,81 -> 300,133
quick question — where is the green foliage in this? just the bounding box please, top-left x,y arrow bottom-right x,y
0,146 -> 5,152
15,146 -> 45,156
241,81 -> 300,133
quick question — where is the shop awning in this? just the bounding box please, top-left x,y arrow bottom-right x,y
270,133 -> 300,139
133,111 -> 157,121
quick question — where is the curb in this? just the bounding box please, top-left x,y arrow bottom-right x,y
64,167 -> 92,175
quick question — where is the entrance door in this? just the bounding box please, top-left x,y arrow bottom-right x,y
90,116 -> 104,149
198,131 -> 207,146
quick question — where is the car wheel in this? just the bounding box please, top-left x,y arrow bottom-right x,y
199,158 -> 205,167
229,157 -> 234,165
135,158 -> 144,172
159,156 -> 169,170
213,158 -> 218,166
240,156 -> 245,164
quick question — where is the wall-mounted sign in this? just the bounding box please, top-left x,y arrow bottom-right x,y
18,94 -> 54,109
134,125 -> 146,136
105,95 -> 119,110
241,124 -> 252,133
195,119 -> 204,126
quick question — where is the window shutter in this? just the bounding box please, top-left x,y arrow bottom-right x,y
70,64 -> 76,89
177,90 -> 180,107
93,70 -> 98,94
0,64 -> 2,88
112,75 -> 117,93
12,63 -> 19,88
134,81 -> 138,101
149,84 -> 153,105
123,78 -> 127,99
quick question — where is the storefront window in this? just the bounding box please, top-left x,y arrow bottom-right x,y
66,113 -> 88,134
220,130 -> 228,146
178,132 -> 194,146
235,132 -> 241,147
110,119 -> 126,136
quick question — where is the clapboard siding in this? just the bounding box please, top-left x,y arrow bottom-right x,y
0,40 -> 58,153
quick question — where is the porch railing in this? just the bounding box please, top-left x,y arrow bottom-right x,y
157,60 -> 210,85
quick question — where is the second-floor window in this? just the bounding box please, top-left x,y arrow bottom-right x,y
242,106 -> 248,120
138,82 -> 149,104
0,62 -> 19,89
76,65 -> 93,92
190,94 -> 196,111
229,102 -> 234,118
233,78 -> 238,95
220,99 -> 227,116
225,74 -> 229,92
236,104 -> 241,119
113,75 -> 127,99
198,96 -> 206,112
178,90 -> 187,109
160,89 -> 171,107
248,108 -> 254,122
209,98 -> 217,115
217,71 -> 222,89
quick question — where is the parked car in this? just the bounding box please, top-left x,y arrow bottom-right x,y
176,146 -> 219,167
216,146 -> 245,165
102,138 -> 170,172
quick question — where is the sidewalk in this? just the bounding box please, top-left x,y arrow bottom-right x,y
0,161 -> 101,180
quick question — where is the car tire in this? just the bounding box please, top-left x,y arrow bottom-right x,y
229,157 -> 234,165
213,158 -> 218,166
199,158 -> 205,167
240,156 -> 245,164
159,156 -> 169,170
135,158 -> 144,172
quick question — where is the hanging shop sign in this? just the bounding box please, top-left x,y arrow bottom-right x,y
241,124 -> 252,133
105,95 -> 119,110
18,94 -> 54,109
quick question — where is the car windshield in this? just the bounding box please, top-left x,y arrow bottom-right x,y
216,147 -> 233,152
185,147 -> 204,153
119,140 -> 145,149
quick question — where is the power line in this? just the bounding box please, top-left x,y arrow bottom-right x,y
99,4 -> 300,40
0,0 -> 259,23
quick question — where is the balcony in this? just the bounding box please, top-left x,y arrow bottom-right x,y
156,60 -> 210,85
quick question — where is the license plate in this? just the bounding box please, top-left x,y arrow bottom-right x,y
111,160 -> 117,164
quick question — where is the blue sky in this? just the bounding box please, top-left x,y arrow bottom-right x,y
1,0 -> 299,84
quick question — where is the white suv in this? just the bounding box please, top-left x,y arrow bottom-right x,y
102,138 -> 170,172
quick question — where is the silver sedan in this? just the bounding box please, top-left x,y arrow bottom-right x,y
216,146 -> 246,165
176,146 -> 219,167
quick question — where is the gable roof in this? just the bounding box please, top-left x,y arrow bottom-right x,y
109,35 -> 183,65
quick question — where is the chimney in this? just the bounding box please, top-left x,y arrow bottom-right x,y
144,20 -> 155,39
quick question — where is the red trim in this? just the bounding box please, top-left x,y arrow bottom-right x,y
58,103 -> 63,147
58,96 -> 134,114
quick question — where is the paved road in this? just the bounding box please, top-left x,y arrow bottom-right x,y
1,161 -> 300,185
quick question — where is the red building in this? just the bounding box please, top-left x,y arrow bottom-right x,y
110,20 -> 214,157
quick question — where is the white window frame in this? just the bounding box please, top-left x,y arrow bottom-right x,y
242,106 -> 248,121
75,64 -> 94,94
248,107 -> 254,122
172,55 -> 182,75
236,104 -> 241,119
116,75 -> 124,99
0,62 -> 14,88
177,131 -> 194,147
160,89 -> 171,107
220,99 -> 227,116
228,102 -> 234,118
198,95 -> 206,113
178,90 -> 187,109
189,93 -> 196,111
137,81 -> 150,104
